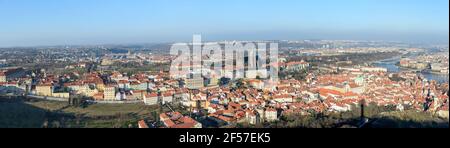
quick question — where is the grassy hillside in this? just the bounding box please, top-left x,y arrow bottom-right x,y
0,97 -> 159,128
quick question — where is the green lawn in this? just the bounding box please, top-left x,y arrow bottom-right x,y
0,98 -> 160,128
28,100 -> 158,117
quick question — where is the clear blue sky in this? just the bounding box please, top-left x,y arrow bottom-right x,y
0,0 -> 448,47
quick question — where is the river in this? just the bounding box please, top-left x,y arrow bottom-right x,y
373,56 -> 449,84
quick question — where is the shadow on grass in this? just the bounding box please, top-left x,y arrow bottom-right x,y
0,97 -> 77,128
1,97 -> 145,128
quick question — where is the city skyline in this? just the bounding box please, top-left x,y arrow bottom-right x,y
0,0 -> 449,47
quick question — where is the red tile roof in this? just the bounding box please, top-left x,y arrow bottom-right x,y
138,120 -> 149,128
318,88 -> 342,96
273,94 -> 292,99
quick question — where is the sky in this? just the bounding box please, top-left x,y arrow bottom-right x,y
0,0 -> 448,47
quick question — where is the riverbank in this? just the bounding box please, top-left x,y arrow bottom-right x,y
373,57 -> 449,83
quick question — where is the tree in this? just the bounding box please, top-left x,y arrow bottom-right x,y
69,94 -> 90,108
235,78 -> 245,88
219,77 -> 231,86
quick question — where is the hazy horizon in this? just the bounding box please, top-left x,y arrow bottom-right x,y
1,0 -> 449,47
